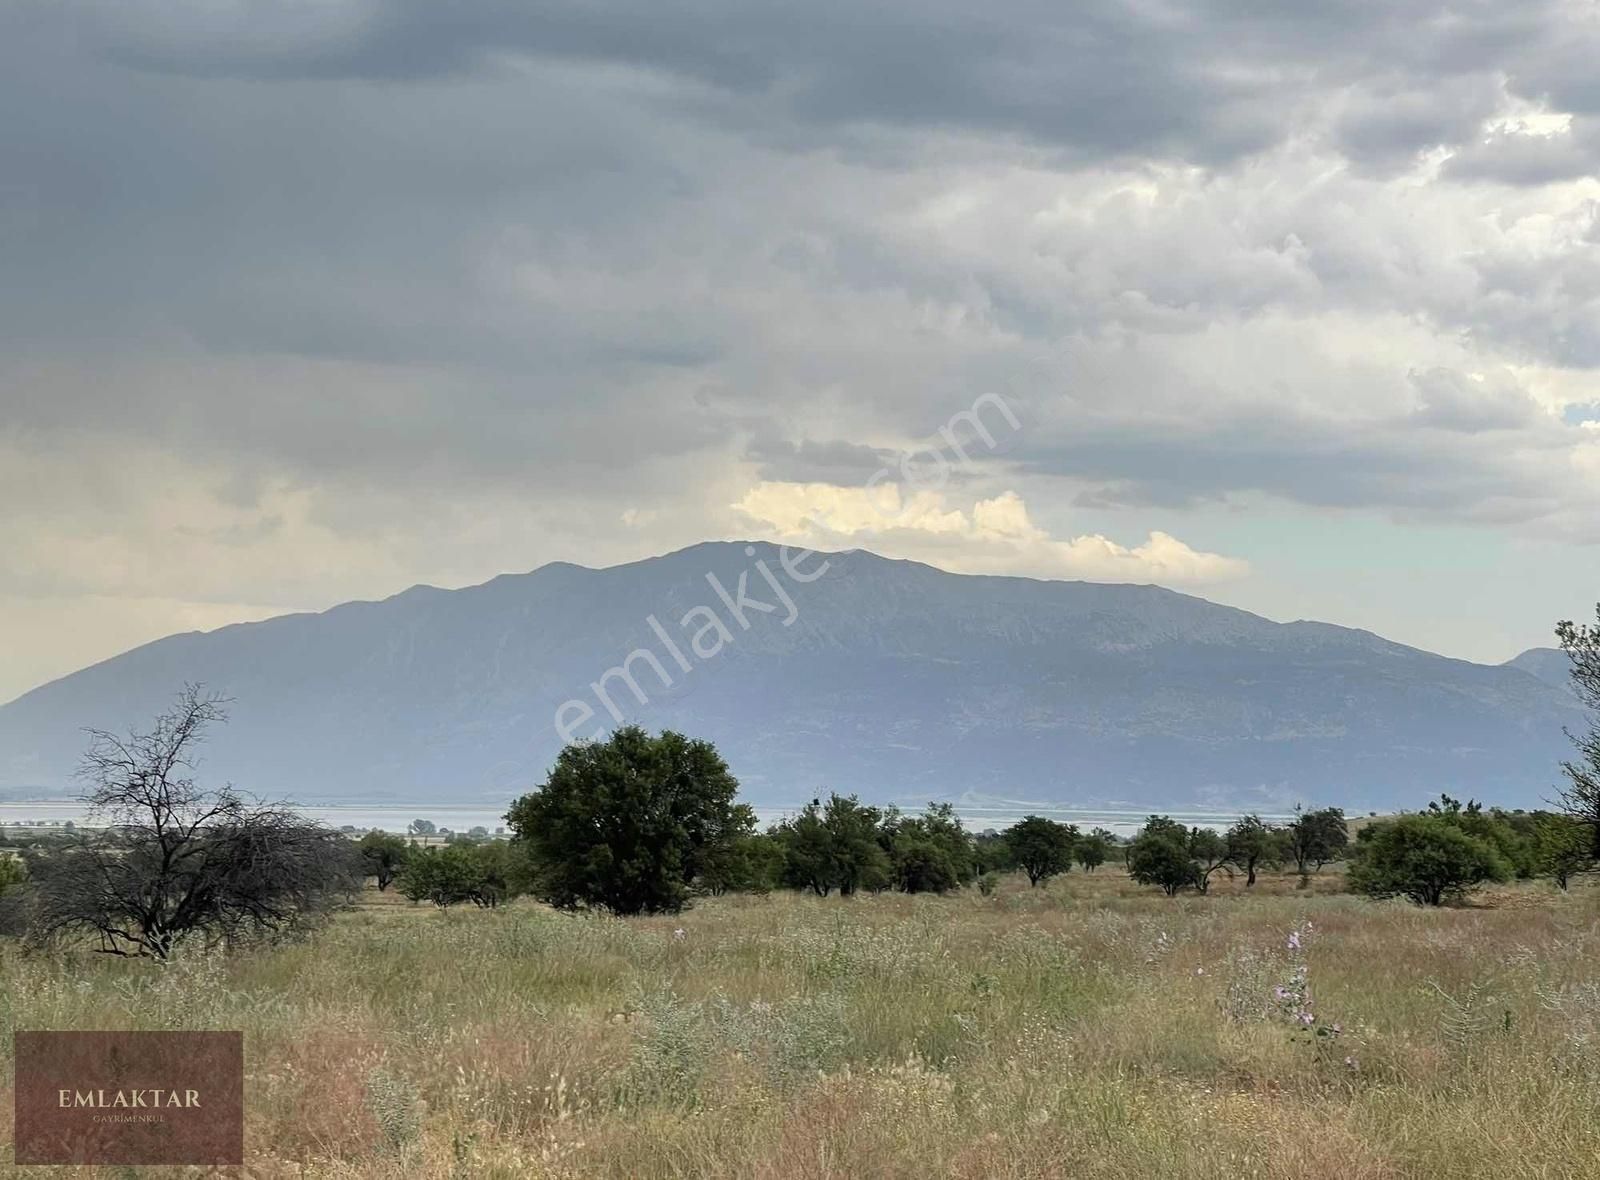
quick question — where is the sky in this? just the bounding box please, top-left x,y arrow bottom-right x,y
4,0 -> 1600,704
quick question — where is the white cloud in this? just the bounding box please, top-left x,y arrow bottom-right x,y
733,483 -> 1248,584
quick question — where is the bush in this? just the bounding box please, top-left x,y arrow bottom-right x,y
1346,814 -> 1513,905
396,843 -> 514,908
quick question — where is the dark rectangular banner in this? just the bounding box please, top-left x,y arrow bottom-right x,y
12,1030 -> 243,1166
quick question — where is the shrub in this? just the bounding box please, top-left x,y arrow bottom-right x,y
1346,814 -> 1513,905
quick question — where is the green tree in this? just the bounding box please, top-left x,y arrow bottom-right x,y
1533,813 -> 1592,890
408,819 -> 436,837
1346,814 -> 1512,906
1126,828 -> 1196,896
1188,827 -> 1233,894
772,794 -> 890,897
1285,806 -> 1349,878
1225,814 -> 1279,886
357,831 -> 412,891
888,803 -> 975,893
505,727 -> 745,915
972,830 -> 1019,875
697,820 -> 781,896
1074,831 -> 1111,872
1005,815 -> 1078,887
892,837 -> 960,894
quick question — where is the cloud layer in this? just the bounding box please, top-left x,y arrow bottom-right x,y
3,0 -> 1600,698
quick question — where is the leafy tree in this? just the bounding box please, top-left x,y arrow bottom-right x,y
1140,814 -> 1187,842
1187,826 -> 1233,894
1126,829 -> 1196,896
1426,795 -> 1536,879
1346,814 -> 1512,906
697,824 -> 782,896
398,841 -> 518,908
408,819 -> 437,837
505,727 -> 745,915
773,800 -> 837,896
1534,814 -> 1592,890
1225,814 -> 1279,886
1285,806 -> 1349,877
1556,609 -> 1600,856
358,831 -> 412,891
772,794 -> 890,897
1005,816 -> 1078,886
826,795 -> 894,895
972,830 -> 1019,875
888,803 -> 975,893
1075,831 -> 1111,872
21,686 -> 357,958
892,837 -> 960,893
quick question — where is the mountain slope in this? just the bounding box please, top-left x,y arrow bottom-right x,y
1505,647 -> 1576,695
0,543 -> 1585,811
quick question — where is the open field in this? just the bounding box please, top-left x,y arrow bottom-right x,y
4,871 -> 1600,1178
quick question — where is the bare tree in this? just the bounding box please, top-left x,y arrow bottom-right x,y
21,685 -> 357,959
1556,611 -> 1600,857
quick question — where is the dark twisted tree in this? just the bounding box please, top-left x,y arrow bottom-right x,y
19,686 -> 358,958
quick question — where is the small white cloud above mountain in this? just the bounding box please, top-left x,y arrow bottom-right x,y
733,482 -> 1248,585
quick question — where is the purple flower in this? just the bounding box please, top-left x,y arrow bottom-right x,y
1287,931 -> 1302,951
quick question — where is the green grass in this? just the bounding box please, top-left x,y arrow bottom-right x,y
3,870 -> 1599,1177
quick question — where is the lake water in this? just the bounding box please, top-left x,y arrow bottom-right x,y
0,800 -> 1280,837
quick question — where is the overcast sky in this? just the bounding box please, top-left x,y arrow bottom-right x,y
4,0 -> 1600,703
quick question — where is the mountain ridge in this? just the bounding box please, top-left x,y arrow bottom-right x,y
0,542 -> 1584,810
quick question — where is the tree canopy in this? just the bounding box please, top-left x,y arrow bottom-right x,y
505,727 -> 748,915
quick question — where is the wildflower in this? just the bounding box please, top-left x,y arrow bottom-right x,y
672,928 -> 686,940
1196,967 -> 1206,976
1344,1055 -> 1358,1070
1287,930 -> 1302,951
1298,1011 -> 1315,1026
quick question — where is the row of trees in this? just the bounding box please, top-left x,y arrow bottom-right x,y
1123,808 -> 1349,896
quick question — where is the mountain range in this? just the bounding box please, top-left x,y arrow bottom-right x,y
0,542 -> 1586,813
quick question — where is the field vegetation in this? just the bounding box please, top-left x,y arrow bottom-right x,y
4,869 -> 1600,1178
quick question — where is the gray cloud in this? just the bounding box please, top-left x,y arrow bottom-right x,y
4,0 -> 1600,698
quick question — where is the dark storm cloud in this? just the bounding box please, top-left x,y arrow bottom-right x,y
1,0 -> 1599,571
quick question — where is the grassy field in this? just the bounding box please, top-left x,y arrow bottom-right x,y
3,870 -> 1599,1178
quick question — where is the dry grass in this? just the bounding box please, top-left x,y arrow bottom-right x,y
3,870 -> 1600,1178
